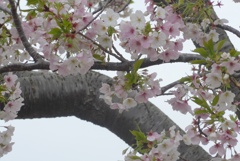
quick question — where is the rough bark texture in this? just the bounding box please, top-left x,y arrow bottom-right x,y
16,71 -> 212,161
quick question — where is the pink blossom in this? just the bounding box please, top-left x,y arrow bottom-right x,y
128,37 -> 143,54
4,73 -> 18,89
135,90 -> 153,103
211,63 -> 222,73
139,35 -> 152,49
144,48 -> 159,61
209,143 -> 225,156
150,31 -> 166,48
221,58 -> 240,74
167,97 -> 192,114
155,6 -> 166,19
123,98 -> 137,109
219,130 -> 238,147
130,10 -> 146,29
119,21 -> 136,40
147,131 -> 160,142
205,72 -> 222,89
114,84 -> 127,98
110,103 -> 125,113
100,8 -> 119,27
91,19 -> 107,35
159,50 -> 179,62
161,22 -> 181,37
99,83 -> 112,96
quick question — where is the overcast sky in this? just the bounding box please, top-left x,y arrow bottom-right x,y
1,0 -> 240,161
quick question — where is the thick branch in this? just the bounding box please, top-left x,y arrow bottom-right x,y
16,71 -> 212,161
0,53 -> 202,74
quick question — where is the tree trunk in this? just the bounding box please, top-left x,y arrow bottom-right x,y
16,71 -> 212,161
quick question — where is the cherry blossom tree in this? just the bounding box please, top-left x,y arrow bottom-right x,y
0,0 -> 240,160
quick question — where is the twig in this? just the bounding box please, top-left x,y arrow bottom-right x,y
217,24 -> 240,39
160,79 -> 182,94
8,0 -> 43,62
80,0 -> 113,31
112,44 -> 127,62
78,32 -> 126,62
0,6 -> 11,15
197,116 -> 208,138
117,0 -> 131,13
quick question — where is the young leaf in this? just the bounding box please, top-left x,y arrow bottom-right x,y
211,95 -> 219,106
190,59 -> 207,65
179,76 -> 191,83
130,156 -> 142,160
130,130 -> 146,141
216,39 -> 225,51
193,48 -> 208,57
48,28 -> 62,40
133,59 -> 144,74
93,54 -> 105,62
27,0 -> 38,6
194,109 -> 208,115
107,26 -> 116,36
191,97 -> 212,113
122,147 -> 129,155
143,22 -> 152,35
203,39 -> 214,56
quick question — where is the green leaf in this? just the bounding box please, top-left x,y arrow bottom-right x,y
178,0 -> 184,5
179,76 -> 191,83
26,10 -> 37,20
216,39 -> 225,51
130,130 -> 146,141
143,22 -> 152,35
93,54 -> 105,62
229,114 -> 238,121
203,39 -> 214,56
211,95 -> 219,106
193,48 -> 208,57
130,156 -> 142,160
191,97 -> 212,113
27,0 -> 38,6
122,147 -> 129,155
194,109 -> 208,115
48,28 -> 62,40
190,59 -> 207,65
107,26 -> 116,36
133,59 -> 144,74
229,49 -> 240,57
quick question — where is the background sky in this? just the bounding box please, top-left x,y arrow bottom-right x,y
1,0 -> 240,161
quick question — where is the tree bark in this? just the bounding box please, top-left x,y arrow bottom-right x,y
16,71 -> 212,161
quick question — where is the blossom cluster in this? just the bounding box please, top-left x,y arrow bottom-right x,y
0,0 -> 188,77
0,73 -> 24,157
100,71 -> 161,113
167,50 -> 240,159
125,126 -> 183,161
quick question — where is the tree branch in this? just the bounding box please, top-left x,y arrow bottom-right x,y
16,71 -> 212,161
0,6 -> 11,15
0,53 -> 202,74
217,24 -> 240,39
8,0 -> 43,62
0,62 -> 50,74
